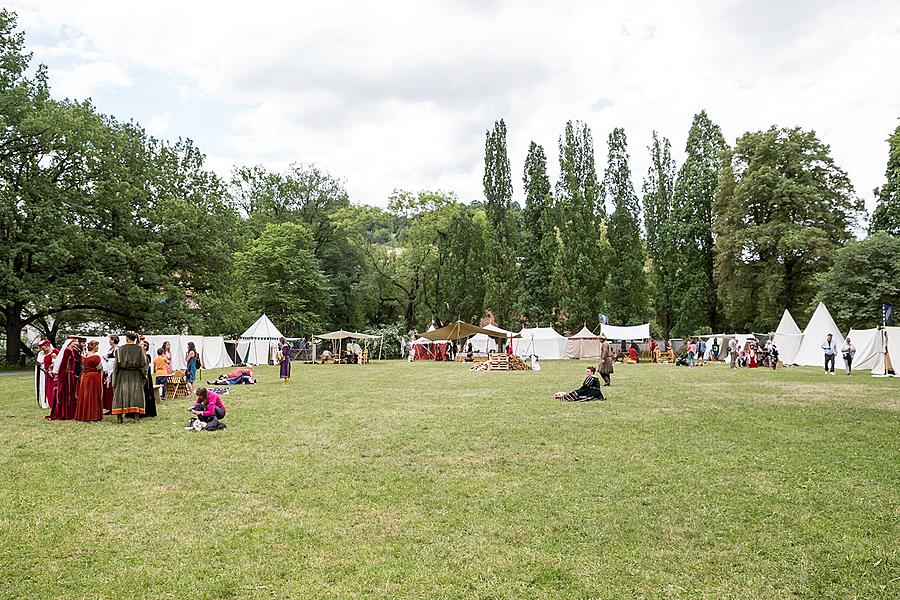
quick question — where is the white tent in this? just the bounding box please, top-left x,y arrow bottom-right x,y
202,336 -> 233,369
513,326 -> 567,360
773,309 -> 803,365
564,326 -> 601,359
702,334 -> 726,361
846,328 -> 882,372
792,303 -> 844,368
468,324 -> 513,354
599,323 -> 650,340
871,327 -> 899,376
237,314 -> 284,365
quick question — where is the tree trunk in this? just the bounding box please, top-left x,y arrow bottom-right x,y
4,303 -> 25,366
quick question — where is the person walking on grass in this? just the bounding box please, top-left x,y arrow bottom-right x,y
841,337 -> 855,376
598,334 -> 614,386
821,333 -> 838,375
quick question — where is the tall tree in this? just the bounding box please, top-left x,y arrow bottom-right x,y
870,121 -> 900,236
519,142 -> 554,324
818,232 -> 900,329
482,119 -> 520,325
671,110 -> 727,335
714,126 -> 863,331
552,120 -> 605,329
603,128 -> 648,324
642,131 -> 678,338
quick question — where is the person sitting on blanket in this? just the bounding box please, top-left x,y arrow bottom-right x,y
186,387 -> 227,431
207,367 -> 256,385
554,366 -> 605,402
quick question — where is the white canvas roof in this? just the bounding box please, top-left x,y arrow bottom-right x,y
600,323 -> 650,340
792,303 -> 844,367
513,327 -> 567,360
240,314 -> 284,340
773,309 -> 803,365
564,326 -> 601,359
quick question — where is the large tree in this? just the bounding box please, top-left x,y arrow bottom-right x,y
714,126 -> 863,332
870,121 -> 900,236
482,119 -> 520,325
642,131 -> 678,338
552,120 -> 606,330
818,232 -> 900,329
519,141 -> 554,325
602,127 -> 648,324
670,110 -> 727,335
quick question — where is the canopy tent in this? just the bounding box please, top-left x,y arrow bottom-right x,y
411,326 -> 450,360
769,309 -> 803,366
564,326 -> 601,360
237,314 -> 284,365
468,324 -> 516,354
792,303 -> 844,367
314,329 -> 382,361
419,320 -> 518,343
513,326 -> 567,360
599,323 -> 650,341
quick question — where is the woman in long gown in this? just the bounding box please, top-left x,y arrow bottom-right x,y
48,339 -> 81,420
141,341 -> 157,418
41,341 -> 58,412
279,337 -> 292,384
112,332 -> 149,423
102,334 -> 119,414
184,342 -> 199,394
75,341 -> 104,422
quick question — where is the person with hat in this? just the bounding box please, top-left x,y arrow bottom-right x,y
35,340 -> 57,410
598,334 -> 614,386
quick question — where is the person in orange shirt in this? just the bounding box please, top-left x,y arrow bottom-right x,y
153,348 -> 169,387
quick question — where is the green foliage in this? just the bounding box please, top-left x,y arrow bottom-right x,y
642,131 -> 678,338
482,119 -> 520,325
818,232 -> 900,329
519,142 -> 554,325
603,127 -> 648,324
235,222 -> 331,335
552,120 -> 605,330
670,110 -> 727,335
870,122 -> 900,236
715,127 -> 863,332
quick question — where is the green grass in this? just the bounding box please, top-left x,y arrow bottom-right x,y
1,360 -> 898,599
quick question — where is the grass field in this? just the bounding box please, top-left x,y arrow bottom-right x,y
0,360 -> 898,599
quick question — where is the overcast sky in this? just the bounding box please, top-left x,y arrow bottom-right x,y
10,0 -> 900,214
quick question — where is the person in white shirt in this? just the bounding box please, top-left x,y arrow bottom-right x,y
821,333 -> 838,374
841,337 -> 856,375
728,337 -> 739,369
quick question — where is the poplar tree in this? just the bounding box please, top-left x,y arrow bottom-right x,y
870,122 -> 900,236
603,127 -> 648,324
552,120 -> 605,329
671,110 -> 727,335
519,142 -> 554,324
482,119 -> 519,324
642,131 -> 677,338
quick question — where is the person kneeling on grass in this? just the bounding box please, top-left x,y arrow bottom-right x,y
186,387 -> 227,431
554,366 -> 605,402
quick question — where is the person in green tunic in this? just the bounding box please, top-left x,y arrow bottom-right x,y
111,332 -> 149,423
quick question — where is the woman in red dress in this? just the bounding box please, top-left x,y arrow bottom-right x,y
75,340 -> 104,422
48,338 -> 81,420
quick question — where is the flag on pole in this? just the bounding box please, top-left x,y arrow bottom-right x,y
884,304 -> 893,326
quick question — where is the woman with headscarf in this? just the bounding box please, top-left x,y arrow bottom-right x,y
279,337 -> 292,384
75,340 -> 104,422
111,332 -> 149,423
35,340 -> 56,410
47,338 -> 81,420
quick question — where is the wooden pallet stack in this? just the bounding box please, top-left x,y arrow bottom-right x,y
487,352 -> 509,371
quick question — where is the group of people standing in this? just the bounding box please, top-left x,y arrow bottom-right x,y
35,332 -> 202,423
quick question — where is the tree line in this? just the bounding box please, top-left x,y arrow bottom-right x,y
2,9 -> 899,363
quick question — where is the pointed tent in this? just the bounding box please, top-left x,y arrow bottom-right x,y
564,326 -> 601,360
773,309 -> 803,365
237,314 -> 284,365
513,326 -> 567,360
792,303 -> 844,367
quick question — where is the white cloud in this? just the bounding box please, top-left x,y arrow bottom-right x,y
8,0 -> 900,212
145,113 -> 171,138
